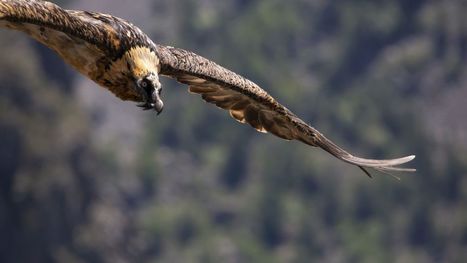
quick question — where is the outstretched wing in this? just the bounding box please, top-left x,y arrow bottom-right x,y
155,45 -> 416,177
0,0 -> 415,176
0,0 -> 153,80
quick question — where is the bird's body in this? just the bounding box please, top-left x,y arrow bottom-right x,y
0,0 -> 415,176
0,1 -> 158,101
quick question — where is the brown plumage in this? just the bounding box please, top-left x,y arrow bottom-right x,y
0,0 -> 416,177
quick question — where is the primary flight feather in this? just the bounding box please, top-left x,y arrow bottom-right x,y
0,0 -> 415,177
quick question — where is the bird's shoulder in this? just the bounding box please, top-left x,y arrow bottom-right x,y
65,10 -> 157,59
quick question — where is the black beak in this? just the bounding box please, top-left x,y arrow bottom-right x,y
137,90 -> 163,115
152,90 -> 164,115
136,76 -> 163,115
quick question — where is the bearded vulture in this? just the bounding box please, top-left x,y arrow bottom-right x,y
0,0 -> 416,177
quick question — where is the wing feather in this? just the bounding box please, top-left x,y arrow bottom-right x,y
1,0 -> 115,53
0,0 -> 153,58
156,45 -> 416,176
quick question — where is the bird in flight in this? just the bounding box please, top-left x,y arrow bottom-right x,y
0,0 -> 415,177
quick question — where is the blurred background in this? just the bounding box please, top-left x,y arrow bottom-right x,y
1,0 -> 466,262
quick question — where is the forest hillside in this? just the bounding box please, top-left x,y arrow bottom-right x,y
1,0 -> 466,262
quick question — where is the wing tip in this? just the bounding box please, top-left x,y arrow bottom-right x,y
317,135 -> 417,176
403,155 -> 416,162
385,154 -> 416,167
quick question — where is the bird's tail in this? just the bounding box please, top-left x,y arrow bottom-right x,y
311,131 -> 416,179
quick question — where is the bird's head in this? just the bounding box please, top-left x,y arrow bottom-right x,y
122,46 -> 164,114
136,72 -> 164,114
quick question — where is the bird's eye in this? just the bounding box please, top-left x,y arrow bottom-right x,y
141,80 -> 148,88
158,88 -> 162,95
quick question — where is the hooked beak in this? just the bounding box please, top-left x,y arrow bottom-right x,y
136,76 -> 164,115
152,90 -> 164,115
139,90 -> 163,115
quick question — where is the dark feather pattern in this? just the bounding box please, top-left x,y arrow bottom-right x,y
0,0 -> 416,176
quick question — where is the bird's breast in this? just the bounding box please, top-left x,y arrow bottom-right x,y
96,57 -> 140,102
